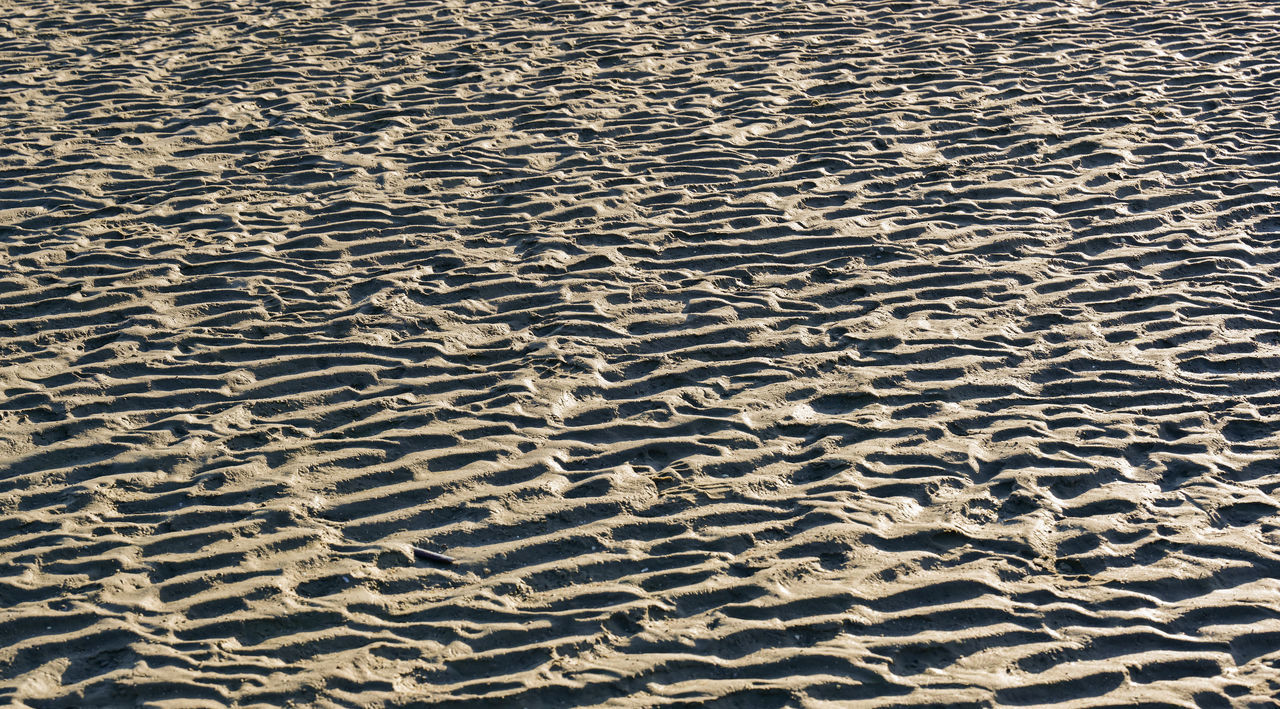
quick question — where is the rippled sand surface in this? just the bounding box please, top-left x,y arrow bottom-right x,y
3,0 -> 1280,706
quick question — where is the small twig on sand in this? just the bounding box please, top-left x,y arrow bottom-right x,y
413,546 -> 456,565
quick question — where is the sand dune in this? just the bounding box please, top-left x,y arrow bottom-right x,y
3,0 -> 1280,705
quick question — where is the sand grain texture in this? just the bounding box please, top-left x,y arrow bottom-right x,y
3,0 -> 1280,706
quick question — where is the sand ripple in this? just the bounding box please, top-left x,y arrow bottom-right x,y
3,0 -> 1280,705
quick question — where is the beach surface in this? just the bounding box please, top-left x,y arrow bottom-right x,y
3,0 -> 1280,706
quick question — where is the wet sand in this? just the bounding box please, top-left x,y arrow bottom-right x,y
3,0 -> 1280,706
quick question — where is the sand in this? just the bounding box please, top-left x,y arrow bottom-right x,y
2,0 -> 1280,706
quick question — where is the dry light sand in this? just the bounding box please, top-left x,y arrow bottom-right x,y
3,0 -> 1280,706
